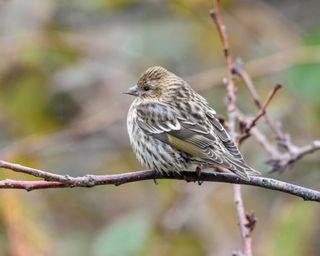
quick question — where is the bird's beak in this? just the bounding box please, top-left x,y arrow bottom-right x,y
123,85 -> 139,96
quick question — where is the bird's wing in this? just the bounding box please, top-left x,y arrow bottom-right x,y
135,102 -> 182,134
136,102 -> 256,180
205,111 -> 243,160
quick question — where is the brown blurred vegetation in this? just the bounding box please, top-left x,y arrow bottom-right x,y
0,0 -> 319,255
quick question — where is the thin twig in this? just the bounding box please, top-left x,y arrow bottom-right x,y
0,160 -> 71,182
238,84 -> 282,144
233,59 -> 261,108
233,59 -> 285,142
268,140 -> 320,173
247,84 -> 282,130
233,185 -> 252,256
210,2 -> 252,255
249,127 -> 280,158
210,1 -> 236,113
0,161 -> 319,202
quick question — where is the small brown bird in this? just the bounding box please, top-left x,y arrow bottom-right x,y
124,66 -> 259,180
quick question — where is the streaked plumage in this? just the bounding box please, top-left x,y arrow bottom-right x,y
125,66 -> 259,180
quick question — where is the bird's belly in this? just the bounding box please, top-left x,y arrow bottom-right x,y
127,117 -> 190,174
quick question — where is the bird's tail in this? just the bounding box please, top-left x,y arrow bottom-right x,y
232,166 -> 260,181
226,156 -> 261,181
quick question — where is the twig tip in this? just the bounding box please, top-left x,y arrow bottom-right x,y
209,9 -> 216,17
275,83 -> 282,90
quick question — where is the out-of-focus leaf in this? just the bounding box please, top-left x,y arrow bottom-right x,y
93,212 -> 149,256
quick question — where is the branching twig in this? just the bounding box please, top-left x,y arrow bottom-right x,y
233,59 -> 320,173
247,84 -> 282,129
238,84 -> 282,144
268,140 -> 320,173
233,59 -> 285,142
0,160 -> 319,202
210,2 -> 252,255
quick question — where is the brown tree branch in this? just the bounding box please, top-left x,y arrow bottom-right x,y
0,160 -> 71,182
0,160 -> 319,202
210,2 -> 234,102
210,2 -> 252,255
233,184 -> 252,256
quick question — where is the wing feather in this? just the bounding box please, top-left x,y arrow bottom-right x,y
136,102 -> 181,134
135,102 -> 258,179
206,112 -> 243,160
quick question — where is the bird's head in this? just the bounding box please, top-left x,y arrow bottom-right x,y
124,66 -> 182,100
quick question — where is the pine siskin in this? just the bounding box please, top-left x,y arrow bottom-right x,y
124,66 -> 259,180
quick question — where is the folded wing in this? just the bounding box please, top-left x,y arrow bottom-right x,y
136,102 -> 258,180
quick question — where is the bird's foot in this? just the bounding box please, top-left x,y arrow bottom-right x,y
152,170 -> 159,185
195,166 -> 204,185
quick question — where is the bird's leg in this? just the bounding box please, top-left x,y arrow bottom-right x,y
195,166 -> 204,185
152,170 -> 159,185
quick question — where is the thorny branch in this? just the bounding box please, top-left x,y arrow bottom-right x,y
0,160 -> 319,202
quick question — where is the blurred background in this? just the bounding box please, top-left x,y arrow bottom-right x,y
0,0 -> 319,255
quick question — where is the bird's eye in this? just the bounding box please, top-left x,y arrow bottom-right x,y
143,85 -> 151,91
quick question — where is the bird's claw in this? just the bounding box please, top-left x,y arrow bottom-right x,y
196,166 -> 204,185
